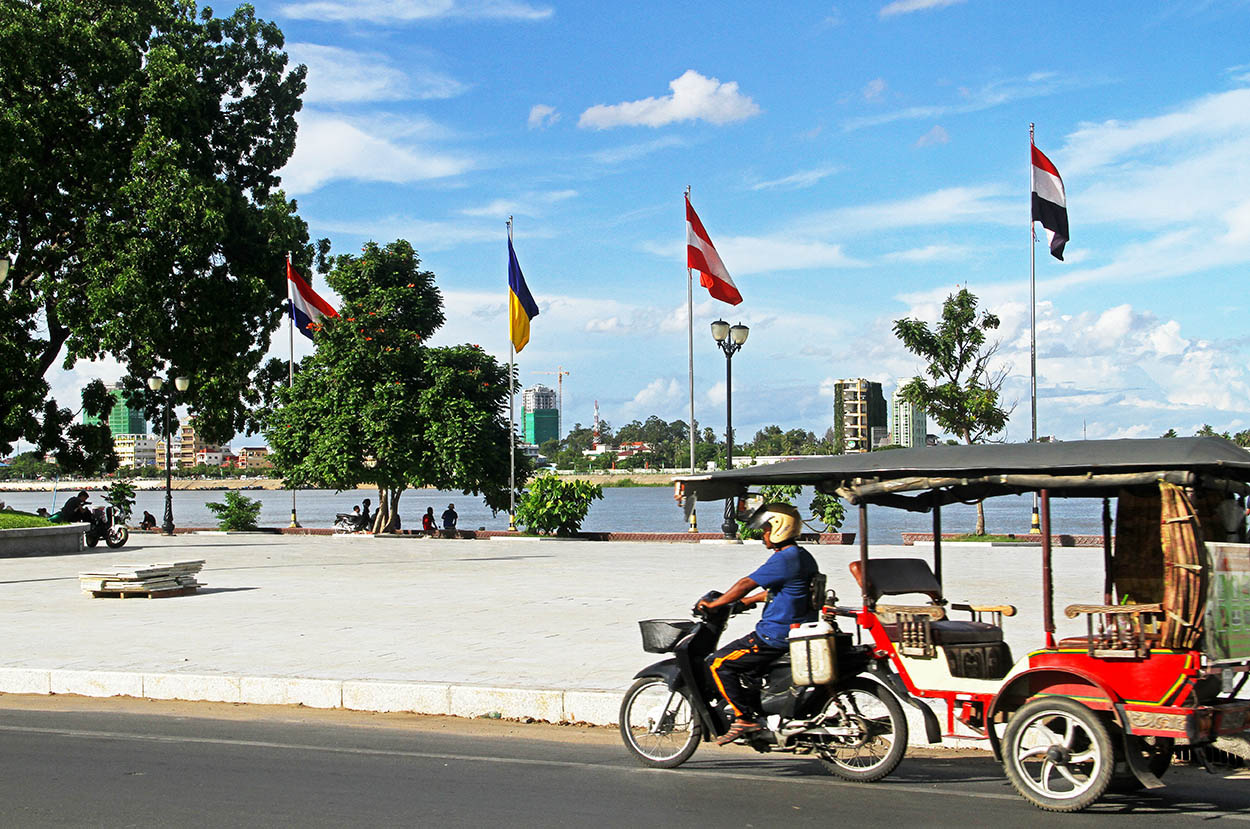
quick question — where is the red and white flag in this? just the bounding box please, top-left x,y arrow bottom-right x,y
1031,144 -> 1069,261
686,196 -> 742,306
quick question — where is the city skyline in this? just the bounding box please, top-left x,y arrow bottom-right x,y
39,1 -> 1250,451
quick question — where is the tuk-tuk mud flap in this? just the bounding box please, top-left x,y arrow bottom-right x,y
868,663 -> 941,744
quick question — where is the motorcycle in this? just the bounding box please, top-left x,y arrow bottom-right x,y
333,512 -> 370,533
620,591 -> 908,781
84,506 -> 129,549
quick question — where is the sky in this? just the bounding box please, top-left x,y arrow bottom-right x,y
44,0 -> 1250,451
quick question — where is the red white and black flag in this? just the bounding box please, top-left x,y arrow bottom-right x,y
1031,144 -> 1068,261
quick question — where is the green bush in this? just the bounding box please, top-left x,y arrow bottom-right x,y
809,492 -> 845,533
104,479 -> 136,524
205,491 -> 263,531
515,474 -> 603,536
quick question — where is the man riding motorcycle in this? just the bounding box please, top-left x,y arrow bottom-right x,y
695,502 -> 819,745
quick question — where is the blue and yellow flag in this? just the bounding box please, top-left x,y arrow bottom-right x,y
508,237 -> 539,352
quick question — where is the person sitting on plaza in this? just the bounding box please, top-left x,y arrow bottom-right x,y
441,503 -> 458,536
422,507 -> 436,534
56,490 -> 93,523
139,510 -> 158,530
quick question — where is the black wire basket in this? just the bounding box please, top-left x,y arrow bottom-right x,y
638,619 -> 696,653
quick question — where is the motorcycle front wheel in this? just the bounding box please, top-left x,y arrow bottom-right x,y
619,677 -> 701,769
105,526 -> 129,548
816,678 -> 908,782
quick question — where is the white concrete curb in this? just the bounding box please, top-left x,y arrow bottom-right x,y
0,667 -> 621,725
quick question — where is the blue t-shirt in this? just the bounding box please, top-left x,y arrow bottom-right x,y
749,544 -> 819,648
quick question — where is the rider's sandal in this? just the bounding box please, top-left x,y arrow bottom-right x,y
715,721 -> 762,746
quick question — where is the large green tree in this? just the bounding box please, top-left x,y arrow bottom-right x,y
893,288 -> 1011,534
261,240 -> 528,533
0,0 -> 309,469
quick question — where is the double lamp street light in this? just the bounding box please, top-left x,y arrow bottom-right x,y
711,319 -> 749,539
147,375 -> 190,536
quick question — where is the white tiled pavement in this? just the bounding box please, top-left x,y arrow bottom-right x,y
0,533 -> 1102,730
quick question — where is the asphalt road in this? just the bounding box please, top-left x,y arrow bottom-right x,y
0,698 -> 1247,827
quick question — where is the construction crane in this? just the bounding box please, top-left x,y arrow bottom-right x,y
533,367 -> 570,439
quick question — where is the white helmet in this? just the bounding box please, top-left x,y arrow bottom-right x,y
746,502 -> 801,544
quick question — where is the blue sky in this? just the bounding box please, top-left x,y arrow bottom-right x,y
50,0 -> 1250,449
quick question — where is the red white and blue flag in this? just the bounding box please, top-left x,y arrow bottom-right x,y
286,258 -> 338,339
686,195 -> 742,306
1031,144 -> 1069,261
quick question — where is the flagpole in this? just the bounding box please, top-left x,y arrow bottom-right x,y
685,186 -> 697,533
287,252 -> 300,529
507,217 -> 517,532
1029,124 -> 1040,535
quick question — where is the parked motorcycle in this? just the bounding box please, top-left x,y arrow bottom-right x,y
620,592 -> 908,781
333,512 -> 370,533
84,506 -> 129,549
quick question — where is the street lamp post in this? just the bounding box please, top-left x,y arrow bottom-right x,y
711,319 -> 749,538
148,375 -> 190,535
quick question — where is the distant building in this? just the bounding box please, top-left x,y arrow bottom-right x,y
179,417 -> 224,468
113,433 -> 157,468
833,378 -> 887,453
84,382 -> 146,436
237,447 -> 272,470
890,387 -> 927,449
522,384 -> 559,446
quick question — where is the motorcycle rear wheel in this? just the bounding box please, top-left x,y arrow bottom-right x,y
619,677 -> 701,769
85,534 -> 100,548
105,526 -> 129,549
816,678 -> 908,782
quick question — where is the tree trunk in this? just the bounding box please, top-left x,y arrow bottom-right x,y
975,500 -> 986,536
370,486 -> 405,534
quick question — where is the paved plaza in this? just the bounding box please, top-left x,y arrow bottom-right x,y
0,533 -> 1107,732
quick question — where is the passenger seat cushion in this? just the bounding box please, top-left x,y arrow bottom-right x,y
881,619 -> 1003,646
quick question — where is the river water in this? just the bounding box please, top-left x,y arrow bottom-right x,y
1,485 -> 1105,540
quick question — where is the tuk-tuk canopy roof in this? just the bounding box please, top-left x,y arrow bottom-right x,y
675,436 -> 1250,512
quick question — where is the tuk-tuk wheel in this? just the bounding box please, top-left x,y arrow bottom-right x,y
1003,697 -> 1114,812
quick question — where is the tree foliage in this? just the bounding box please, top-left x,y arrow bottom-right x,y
261,240 -> 528,532
0,0 -> 309,469
894,288 -> 1011,533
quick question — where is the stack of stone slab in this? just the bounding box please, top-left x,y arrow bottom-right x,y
79,560 -> 206,598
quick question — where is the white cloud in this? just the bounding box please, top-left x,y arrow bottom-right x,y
879,0 -> 965,17
915,124 -> 949,147
642,234 -> 860,275
843,72 -> 1087,131
288,43 -> 466,104
527,104 -> 560,129
801,184 -> 1013,234
882,244 -> 971,263
750,166 -> 838,191
624,378 -> 684,414
863,78 -> 887,101
1060,87 -> 1250,176
280,0 -> 553,23
304,215 -> 507,250
282,111 -> 470,194
590,136 -> 686,164
460,189 -> 578,219
579,70 -> 760,130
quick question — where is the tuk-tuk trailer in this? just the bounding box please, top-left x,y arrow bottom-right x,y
676,437 -> 1250,811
